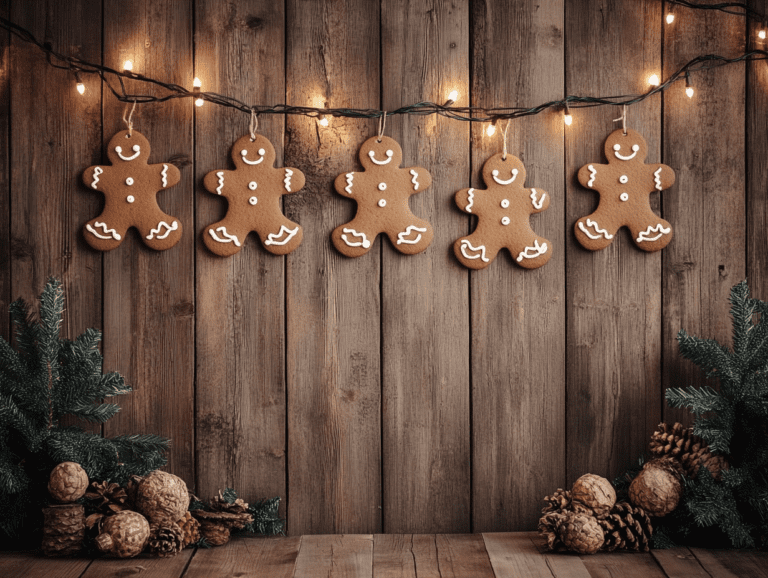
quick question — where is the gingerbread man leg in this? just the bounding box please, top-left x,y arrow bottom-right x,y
574,212 -> 619,251
454,232 -> 502,270
331,218 -> 379,258
256,215 -> 303,256
385,218 -> 434,256
83,211 -> 129,252
134,212 -> 182,252
508,233 -> 551,269
203,217 -> 251,257
628,211 -> 673,252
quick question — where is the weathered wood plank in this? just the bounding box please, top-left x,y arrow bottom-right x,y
662,0 -> 746,426
380,0 -> 470,535
434,534 -> 496,578
373,534 -> 425,578
471,0 -> 566,532
101,0 -> 195,484
0,552 -> 91,578
530,533 -> 594,578
284,0 -> 381,534
182,536 -> 301,578
194,0 -> 286,512
10,0 -> 103,342
565,0 -> 663,485
691,547 -> 768,578
579,552 -> 665,578
747,2 -> 768,300
0,0 -> 9,341
293,535 -> 373,578
483,532 -> 558,578
650,547 -> 713,578
81,549 -> 194,578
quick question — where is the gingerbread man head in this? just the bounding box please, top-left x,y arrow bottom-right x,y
358,136 -> 405,171
604,129 -> 648,165
105,130 -> 152,166
230,134 -> 278,171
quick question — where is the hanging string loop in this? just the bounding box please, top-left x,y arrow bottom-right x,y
377,111 -> 387,142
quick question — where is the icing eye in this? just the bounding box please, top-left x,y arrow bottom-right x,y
249,196 -> 258,205
613,144 -> 621,151
258,148 -> 266,156
132,144 -> 140,152
240,149 -> 248,156
501,199 -> 510,208
619,175 -> 628,184
248,181 -> 258,190
632,144 -> 640,152
386,150 -> 393,157
378,183 -> 387,191
492,169 -> 499,176
115,146 -> 123,153
125,177 -> 134,186
378,199 -> 387,207
501,216 -> 510,226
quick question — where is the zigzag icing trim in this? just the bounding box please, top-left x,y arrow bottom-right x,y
459,240 -> 489,262
636,223 -> 671,243
516,239 -> 548,262
161,164 -> 169,188
654,167 -> 663,191
265,225 -> 299,246
91,167 -> 103,189
216,171 -> 225,194
466,188 -> 475,213
578,218 -> 614,240
530,188 -> 546,209
344,173 -> 354,194
146,220 -> 178,240
284,169 -> 293,192
209,226 -> 241,247
396,225 -> 427,245
86,221 -> 121,241
341,228 -> 370,248
409,169 -> 419,190
587,165 -> 597,187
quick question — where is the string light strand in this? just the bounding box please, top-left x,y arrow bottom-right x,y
668,0 -> 763,20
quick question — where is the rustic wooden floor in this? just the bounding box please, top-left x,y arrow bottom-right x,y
1,532 -> 765,578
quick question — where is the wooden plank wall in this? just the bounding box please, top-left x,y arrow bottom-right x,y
1,0 -> 762,535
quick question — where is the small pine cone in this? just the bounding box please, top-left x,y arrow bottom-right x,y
599,501 -> 653,552
558,512 -> 604,555
42,504 -> 85,556
135,470 -> 189,525
85,481 -> 129,515
48,462 -> 89,503
147,522 -> 185,557
541,488 -> 572,514
178,512 -> 201,547
628,458 -> 682,517
650,422 -> 728,481
571,474 -> 616,519
538,511 -> 568,551
200,523 -> 231,546
210,490 -> 250,514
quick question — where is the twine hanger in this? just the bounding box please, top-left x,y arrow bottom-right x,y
122,100 -> 137,136
501,119 -> 511,160
377,111 -> 387,142
613,104 -> 628,135
249,108 -> 259,141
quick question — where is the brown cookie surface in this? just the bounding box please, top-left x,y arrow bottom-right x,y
202,134 -> 305,256
82,130 -> 182,251
575,128 -> 675,252
453,152 -> 551,270
331,136 -> 433,257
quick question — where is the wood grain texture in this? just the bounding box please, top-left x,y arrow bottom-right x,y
530,533 -> 593,578
80,550 -> 194,578
0,0 -> 9,342
381,0 -> 470,534
579,552 -> 666,578
373,534 -> 434,578
483,532 -> 558,578
651,547 -> 713,578
101,0 -> 195,484
285,0 -> 381,535
662,0 -> 746,427
10,0 -> 102,341
0,553 -> 91,578
691,547 -> 768,578
471,0 -> 566,532
293,534 -> 373,578
183,536 -> 301,578
194,0 -> 286,512
565,0 -> 663,485
433,534 -> 496,578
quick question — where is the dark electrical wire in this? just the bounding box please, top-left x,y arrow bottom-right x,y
668,0 -> 764,20
1,15 -> 767,124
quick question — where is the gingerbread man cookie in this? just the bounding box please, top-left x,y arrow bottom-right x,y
575,128 -> 675,252
331,136 -> 433,257
82,130 -> 182,251
202,134 -> 305,256
453,153 -> 551,269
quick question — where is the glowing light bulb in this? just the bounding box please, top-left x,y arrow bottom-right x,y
193,77 -> 202,88
648,74 -> 660,86
195,97 -> 204,107
486,124 -> 496,137
686,86 -> 694,98
123,60 -> 133,71
76,82 -> 85,95
564,113 -> 573,126
319,116 -> 329,127
666,13 -> 674,24
759,30 -> 766,40
448,90 -> 459,102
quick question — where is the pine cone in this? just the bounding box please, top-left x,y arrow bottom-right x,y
200,523 -> 231,546
628,458 -> 682,517
571,474 -> 616,519
178,512 -> 201,547
48,462 -> 89,503
210,490 -> 250,514
650,422 -> 729,480
541,488 -> 572,514
85,481 -> 129,515
42,504 -> 85,556
558,512 -> 604,554
135,470 -> 189,525
538,511 -> 568,551
95,510 -> 150,558
599,501 -> 653,552
147,522 -> 185,557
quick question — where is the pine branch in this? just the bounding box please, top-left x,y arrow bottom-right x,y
729,280 -> 753,364
677,331 -> 736,384
665,385 -> 724,415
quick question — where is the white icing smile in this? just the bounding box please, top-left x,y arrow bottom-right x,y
115,144 -> 141,161
368,149 -> 394,165
492,168 -> 518,185
613,143 -> 640,161
241,148 -> 266,165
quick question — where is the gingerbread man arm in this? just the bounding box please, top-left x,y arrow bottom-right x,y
526,187 -> 550,214
203,168 -> 239,198
455,187 -> 480,214
405,167 -> 431,193
649,163 -> 675,191
577,162 -> 607,191
283,167 -> 305,194
156,162 -> 181,190
83,165 -> 110,191
334,171 -> 359,199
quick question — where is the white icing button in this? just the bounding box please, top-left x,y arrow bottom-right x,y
501,216 -> 510,226
632,144 -> 640,151
249,196 -> 258,206
258,148 -> 266,156
613,144 -> 621,151
240,149 -> 248,156
378,199 -> 387,208
248,181 -> 258,190
125,177 -> 134,186
619,175 -> 628,184
620,193 -> 629,202
126,195 -> 135,203
378,182 -> 387,191
501,199 -> 510,208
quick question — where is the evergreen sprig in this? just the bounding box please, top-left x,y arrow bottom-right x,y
0,278 -> 169,541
